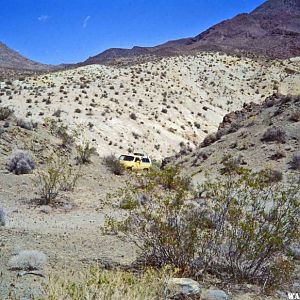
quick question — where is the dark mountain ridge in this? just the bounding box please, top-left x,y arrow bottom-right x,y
0,42 -> 53,71
83,0 -> 300,65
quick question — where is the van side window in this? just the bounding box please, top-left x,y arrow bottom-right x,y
120,155 -> 134,161
142,158 -> 150,163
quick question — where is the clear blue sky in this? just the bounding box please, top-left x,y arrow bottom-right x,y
0,0 -> 266,65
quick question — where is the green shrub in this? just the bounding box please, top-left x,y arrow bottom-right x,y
33,155 -> 81,205
105,167 -> 300,289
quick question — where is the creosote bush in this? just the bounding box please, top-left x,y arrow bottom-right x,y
6,150 -> 35,175
105,166 -> 300,290
75,142 -> 97,164
33,154 -> 81,205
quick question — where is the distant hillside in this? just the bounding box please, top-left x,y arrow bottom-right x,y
0,42 -> 52,71
83,0 -> 300,65
164,93 -> 300,183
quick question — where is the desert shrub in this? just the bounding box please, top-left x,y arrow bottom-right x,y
105,167 -> 194,273
219,154 -> 243,175
75,142 -> 97,164
261,168 -> 283,183
199,170 -> 300,287
261,126 -> 286,143
129,112 -> 137,120
103,155 -> 125,175
9,250 -> 47,271
45,118 -> 75,148
16,118 -> 35,130
0,207 -> 6,226
289,110 -> 300,122
201,133 -> 217,147
33,155 -> 81,204
105,167 -> 300,289
0,106 -> 13,120
6,150 -> 35,175
43,267 -> 171,300
289,154 -> 300,170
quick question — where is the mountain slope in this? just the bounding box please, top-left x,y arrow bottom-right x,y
83,0 -> 300,65
1,53 -> 299,159
0,42 -> 51,71
164,93 -> 300,184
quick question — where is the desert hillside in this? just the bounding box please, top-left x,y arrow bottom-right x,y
164,93 -> 300,184
1,53 -> 300,159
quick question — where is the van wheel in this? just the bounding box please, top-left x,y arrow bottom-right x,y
144,168 -> 149,172
127,167 -> 133,171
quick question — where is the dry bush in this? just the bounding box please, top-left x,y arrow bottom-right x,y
43,267 -> 170,300
6,150 -> 35,175
75,142 -> 97,164
261,126 -> 286,143
45,118 -> 75,148
33,155 -> 81,205
103,155 -> 125,175
0,106 -> 13,120
105,166 -> 300,290
9,250 -> 47,271
289,154 -> 300,170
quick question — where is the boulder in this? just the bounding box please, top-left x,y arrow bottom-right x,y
202,289 -> 229,300
165,278 -> 202,298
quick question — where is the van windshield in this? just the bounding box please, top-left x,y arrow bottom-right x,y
142,158 -> 150,163
119,155 -> 134,162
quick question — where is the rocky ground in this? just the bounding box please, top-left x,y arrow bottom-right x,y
0,118 -> 135,299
